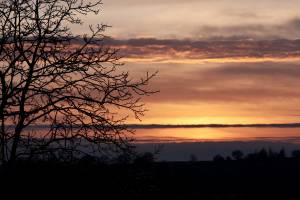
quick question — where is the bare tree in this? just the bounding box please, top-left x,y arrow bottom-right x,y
0,0 -> 156,164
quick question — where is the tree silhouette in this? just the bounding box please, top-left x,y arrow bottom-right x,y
0,0 -> 156,164
292,150 -> 300,158
278,149 -> 286,159
134,152 -> 155,164
231,150 -> 244,160
189,154 -> 198,162
213,154 -> 224,162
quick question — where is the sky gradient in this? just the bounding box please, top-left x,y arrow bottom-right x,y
74,0 -> 300,125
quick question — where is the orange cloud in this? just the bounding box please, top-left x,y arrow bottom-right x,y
101,38 -> 300,63
123,60 -> 300,125
69,38 -> 300,125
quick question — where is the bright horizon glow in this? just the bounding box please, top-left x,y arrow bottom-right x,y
135,127 -> 300,143
71,1 -> 300,140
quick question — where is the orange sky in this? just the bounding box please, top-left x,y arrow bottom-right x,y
101,39 -> 300,125
71,0 -> 300,125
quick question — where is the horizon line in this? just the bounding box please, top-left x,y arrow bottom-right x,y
20,122 -> 300,129
125,123 -> 300,129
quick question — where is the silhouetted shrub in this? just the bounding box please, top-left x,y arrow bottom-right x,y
214,148 -> 296,162
231,150 -> 244,160
266,148 -> 285,160
278,149 -> 286,159
116,152 -> 134,164
268,149 -> 278,159
189,154 -> 198,162
226,156 -> 232,161
292,150 -> 300,158
134,152 -> 155,164
258,149 -> 268,159
245,149 -> 268,161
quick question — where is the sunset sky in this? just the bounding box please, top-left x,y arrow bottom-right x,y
77,0 -> 300,125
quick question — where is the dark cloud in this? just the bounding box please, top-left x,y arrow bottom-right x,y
104,37 -> 300,59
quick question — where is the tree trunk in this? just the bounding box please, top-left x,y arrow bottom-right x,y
9,123 -> 24,165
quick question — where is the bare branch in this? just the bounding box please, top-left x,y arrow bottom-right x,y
0,0 -> 157,164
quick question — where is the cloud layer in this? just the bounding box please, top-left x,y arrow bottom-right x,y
104,38 -> 300,62
143,62 -> 300,103
94,0 -> 300,39
97,37 -> 300,124
77,0 -> 300,124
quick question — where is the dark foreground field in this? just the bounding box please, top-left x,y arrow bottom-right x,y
1,159 -> 300,199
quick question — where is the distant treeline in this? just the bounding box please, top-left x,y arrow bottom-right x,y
209,149 -> 300,162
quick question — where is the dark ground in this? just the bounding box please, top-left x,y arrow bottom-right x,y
1,159 -> 300,199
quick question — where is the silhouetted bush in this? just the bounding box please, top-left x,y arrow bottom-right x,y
266,148 -> 285,160
215,148 -> 289,162
245,149 -> 268,161
231,150 -> 244,160
134,152 -> 155,164
268,149 -> 278,159
189,154 -> 198,162
226,156 -> 232,161
116,152 -> 134,164
292,150 -> 300,158
213,155 -> 225,162
278,149 -> 286,159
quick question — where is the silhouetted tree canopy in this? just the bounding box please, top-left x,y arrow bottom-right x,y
213,154 -> 224,162
0,0 -> 156,164
292,150 -> 300,158
231,150 -> 244,160
189,154 -> 198,162
134,152 -> 155,164
214,148 -> 288,162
